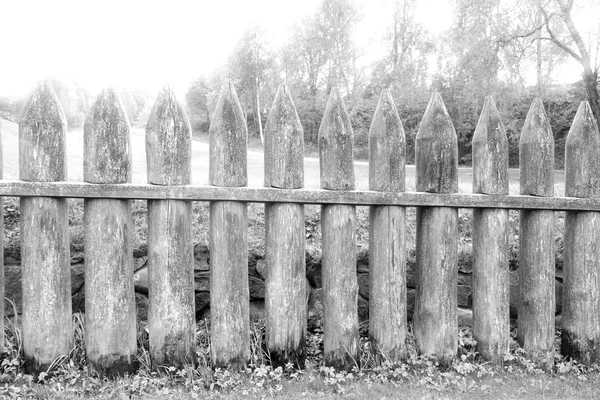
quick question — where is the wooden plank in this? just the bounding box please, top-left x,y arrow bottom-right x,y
84,87 -> 137,376
414,92 -> 458,365
562,101 -> 600,365
0,120 -> 3,352
518,97 -> 555,371
209,82 -> 250,369
5,181 -> 600,211
320,87 -> 355,191
18,80 -> 72,374
471,96 -> 510,362
264,83 -> 306,367
264,83 -> 304,189
146,87 -> 195,367
319,88 -> 359,370
368,89 -> 407,363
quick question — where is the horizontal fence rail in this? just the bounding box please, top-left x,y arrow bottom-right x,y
0,180 -> 599,210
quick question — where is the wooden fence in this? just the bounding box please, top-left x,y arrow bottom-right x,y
1,79 -> 600,376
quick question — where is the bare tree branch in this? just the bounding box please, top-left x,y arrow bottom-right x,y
539,5 -> 582,62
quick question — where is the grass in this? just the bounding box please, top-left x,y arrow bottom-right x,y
1,311 -> 599,399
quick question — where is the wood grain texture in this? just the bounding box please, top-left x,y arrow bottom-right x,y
209,81 -> 250,368
414,207 -> 458,365
265,203 -> 306,366
146,85 -> 195,367
519,98 -> 554,197
415,93 -> 458,194
518,210 -> 555,370
148,200 -> 195,367
472,96 -> 510,362
319,87 -> 355,190
84,199 -> 138,376
209,201 -> 250,368
19,80 -> 67,182
84,87 -> 132,184
518,97 -> 555,371
368,89 -> 405,193
21,197 -> 72,372
414,92 -> 458,365
264,83 -> 306,366
319,89 -> 359,370
7,181 -> 600,211
209,82 -> 247,187
321,204 -> 359,370
264,83 -> 304,189
146,86 -> 192,185
369,205 -> 406,362
368,89 -> 407,363
472,208 -> 509,361
84,87 -> 136,376
19,81 -> 71,374
562,102 -> 600,364
472,96 -> 508,195
562,212 -> 600,364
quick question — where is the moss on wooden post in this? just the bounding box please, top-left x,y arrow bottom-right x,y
471,96 -> 510,362
562,101 -> 600,365
414,92 -> 458,366
146,86 -> 195,368
209,82 -> 250,369
368,89 -> 407,363
264,83 -> 306,367
19,80 -> 72,374
84,87 -> 137,376
518,97 -> 555,371
319,87 -> 359,370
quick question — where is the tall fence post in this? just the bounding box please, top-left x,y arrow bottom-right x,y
209,82 -> 250,368
0,120 -> 3,352
19,80 -> 72,373
84,87 -> 137,376
319,87 -> 359,370
368,89 -> 407,363
518,97 -> 555,370
264,83 -> 306,367
146,86 -> 195,367
414,92 -> 458,365
471,96 -> 510,362
562,101 -> 600,365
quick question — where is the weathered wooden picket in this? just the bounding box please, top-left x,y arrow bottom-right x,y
1,79 -> 600,376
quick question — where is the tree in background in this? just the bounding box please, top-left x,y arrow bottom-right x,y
367,0 -> 434,162
228,26 -> 276,143
536,0 -> 600,128
281,0 -> 361,142
185,76 -> 211,133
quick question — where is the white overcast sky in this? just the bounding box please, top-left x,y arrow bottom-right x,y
0,0 -> 589,99
0,0 -> 451,97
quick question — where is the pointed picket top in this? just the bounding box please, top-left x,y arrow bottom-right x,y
472,96 -> 509,195
415,92 -> 458,194
264,83 -> 304,189
84,87 -> 131,184
519,97 -> 554,196
319,87 -> 355,190
565,101 -> 600,198
146,86 -> 192,185
209,81 -> 248,187
19,80 -> 67,182
368,89 -> 406,192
